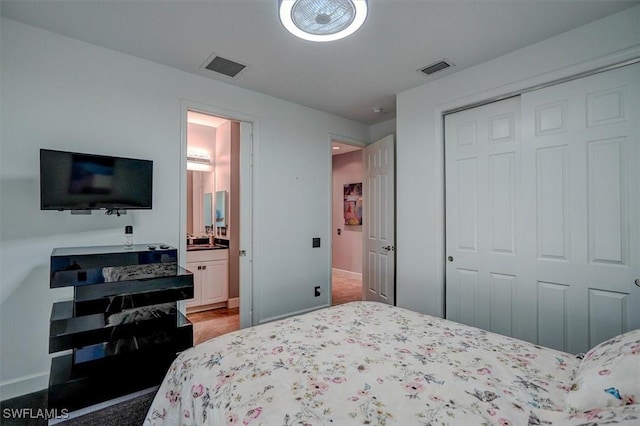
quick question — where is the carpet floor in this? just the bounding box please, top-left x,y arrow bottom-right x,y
1,389 -> 156,426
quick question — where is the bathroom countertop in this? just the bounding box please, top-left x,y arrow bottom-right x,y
186,244 -> 228,251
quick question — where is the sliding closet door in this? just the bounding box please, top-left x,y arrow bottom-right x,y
445,96 -> 522,335
445,63 -> 639,354
520,63 -> 640,354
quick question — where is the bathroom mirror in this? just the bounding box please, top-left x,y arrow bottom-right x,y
215,190 -> 227,227
187,170 -> 214,235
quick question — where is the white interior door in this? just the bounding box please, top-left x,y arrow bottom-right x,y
445,63 -> 640,353
445,97 -> 522,335
519,63 -> 640,353
239,121 -> 253,329
363,134 -> 395,305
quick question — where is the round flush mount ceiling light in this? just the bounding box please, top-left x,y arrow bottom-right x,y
279,0 -> 368,42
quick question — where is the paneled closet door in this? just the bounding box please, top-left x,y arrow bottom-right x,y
445,63 -> 640,354
520,63 -> 640,354
445,96 -> 522,336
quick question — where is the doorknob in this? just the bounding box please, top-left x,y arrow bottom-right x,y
635,278 -> 640,287
447,256 -> 454,262
382,245 -> 395,251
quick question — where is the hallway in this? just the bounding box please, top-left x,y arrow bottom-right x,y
331,271 -> 362,305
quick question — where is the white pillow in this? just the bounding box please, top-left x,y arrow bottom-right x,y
565,329 -> 640,412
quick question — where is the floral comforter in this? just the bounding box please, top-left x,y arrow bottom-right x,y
144,302 -> 637,425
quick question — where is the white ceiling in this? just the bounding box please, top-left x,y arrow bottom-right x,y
188,111 -> 229,128
332,141 -> 362,155
2,0 -> 638,125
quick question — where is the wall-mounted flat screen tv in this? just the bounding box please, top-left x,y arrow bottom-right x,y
40,149 -> 153,210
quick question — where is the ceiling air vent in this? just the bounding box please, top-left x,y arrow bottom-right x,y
420,59 -> 454,76
204,55 -> 247,78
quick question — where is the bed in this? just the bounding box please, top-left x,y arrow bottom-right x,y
144,301 -> 639,425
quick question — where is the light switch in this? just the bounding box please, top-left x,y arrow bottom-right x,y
312,237 -> 321,248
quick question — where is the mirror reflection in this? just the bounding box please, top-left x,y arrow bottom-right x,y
204,192 -> 213,233
215,190 -> 227,228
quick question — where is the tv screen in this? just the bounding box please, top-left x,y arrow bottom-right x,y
40,149 -> 153,210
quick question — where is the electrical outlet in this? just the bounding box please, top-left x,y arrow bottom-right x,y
314,286 -> 321,297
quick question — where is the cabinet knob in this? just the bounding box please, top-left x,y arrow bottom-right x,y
202,265 -> 206,270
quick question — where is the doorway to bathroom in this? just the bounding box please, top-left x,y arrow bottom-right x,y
180,102 -> 254,343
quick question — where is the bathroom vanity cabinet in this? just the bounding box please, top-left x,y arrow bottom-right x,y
185,247 -> 229,311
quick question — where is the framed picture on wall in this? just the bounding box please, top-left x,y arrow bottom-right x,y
344,182 -> 362,226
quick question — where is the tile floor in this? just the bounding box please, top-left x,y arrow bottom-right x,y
187,307 -> 239,345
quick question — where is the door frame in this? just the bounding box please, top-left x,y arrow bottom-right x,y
328,133 -> 367,305
180,100 -> 259,328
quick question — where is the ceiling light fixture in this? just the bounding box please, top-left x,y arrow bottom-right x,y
279,0 -> 368,42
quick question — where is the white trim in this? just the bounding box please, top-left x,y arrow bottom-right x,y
332,268 -> 362,281
227,297 -> 240,309
179,99 -> 258,331
259,304 -> 330,325
186,301 -> 226,314
329,133 -> 368,148
0,371 -> 48,401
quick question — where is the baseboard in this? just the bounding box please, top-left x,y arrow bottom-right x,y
259,303 -> 330,325
0,371 -> 49,401
332,268 -> 362,280
186,301 -> 226,314
227,297 -> 240,309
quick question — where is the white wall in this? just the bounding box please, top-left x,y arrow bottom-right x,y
332,150 -> 363,274
0,18 -> 369,399
187,122 -> 216,161
370,118 -> 396,142
395,6 -> 640,317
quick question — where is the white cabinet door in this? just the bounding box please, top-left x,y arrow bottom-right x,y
200,260 -> 229,305
185,261 -> 202,308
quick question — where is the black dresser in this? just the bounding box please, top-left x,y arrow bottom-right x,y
47,244 -> 194,411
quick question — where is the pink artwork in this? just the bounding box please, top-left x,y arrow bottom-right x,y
344,183 -> 362,225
